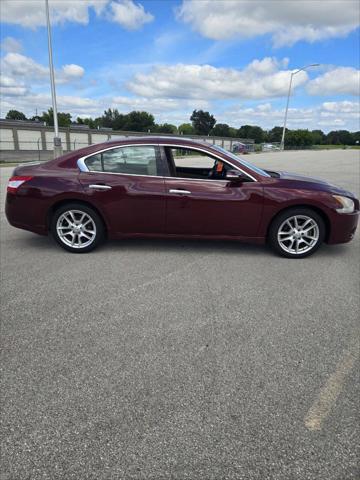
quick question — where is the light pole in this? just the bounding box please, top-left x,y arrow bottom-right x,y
45,0 -> 62,158
280,63 -> 319,151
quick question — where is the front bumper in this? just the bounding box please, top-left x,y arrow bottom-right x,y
327,210 -> 359,244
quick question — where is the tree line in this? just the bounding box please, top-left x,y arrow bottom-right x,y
5,108 -> 359,147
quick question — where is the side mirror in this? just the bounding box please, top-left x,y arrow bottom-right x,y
225,170 -> 247,182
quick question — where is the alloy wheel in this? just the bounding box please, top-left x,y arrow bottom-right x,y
277,215 -> 320,255
56,209 -> 97,249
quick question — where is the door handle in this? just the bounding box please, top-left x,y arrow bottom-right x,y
169,189 -> 191,195
88,184 -> 112,191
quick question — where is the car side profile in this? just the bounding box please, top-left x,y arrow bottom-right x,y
5,136 -> 359,258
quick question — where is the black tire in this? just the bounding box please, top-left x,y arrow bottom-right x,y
50,203 -> 105,253
268,207 -> 326,258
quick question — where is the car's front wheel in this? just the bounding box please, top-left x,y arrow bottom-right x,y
268,208 -> 325,258
51,203 -> 105,253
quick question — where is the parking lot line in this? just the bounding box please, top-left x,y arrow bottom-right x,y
304,338 -> 359,431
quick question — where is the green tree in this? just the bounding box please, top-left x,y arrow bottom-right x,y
285,129 -> 313,148
58,112 -> 72,127
351,131 -> 360,145
93,117 -> 104,129
212,123 -> 230,137
153,123 -> 177,134
76,117 -> 103,129
326,130 -> 354,145
237,125 -> 265,143
178,123 -> 195,135
228,127 -> 238,137
100,108 -> 126,130
77,117 -> 89,127
40,108 -> 71,127
250,126 -> 265,143
311,129 -> 326,145
122,111 -> 155,132
5,110 -> 27,120
266,126 -> 283,143
190,110 -> 216,135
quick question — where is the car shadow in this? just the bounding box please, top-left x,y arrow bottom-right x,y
12,233 -> 355,259
104,237 -> 353,259
104,237 -> 268,257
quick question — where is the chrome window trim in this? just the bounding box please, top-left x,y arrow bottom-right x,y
77,143 -> 258,182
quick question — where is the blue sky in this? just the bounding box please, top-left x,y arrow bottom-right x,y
1,0 -> 359,131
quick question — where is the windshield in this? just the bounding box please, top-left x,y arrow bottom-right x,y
211,145 -> 270,177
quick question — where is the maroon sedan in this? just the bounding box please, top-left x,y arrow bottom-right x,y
5,136 -> 359,258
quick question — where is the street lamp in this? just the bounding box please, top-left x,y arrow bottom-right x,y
280,63 -> 320,151
45,0 -> 62,158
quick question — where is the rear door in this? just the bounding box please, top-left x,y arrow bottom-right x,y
79,145 -> 167,235
163,146 -> 264,237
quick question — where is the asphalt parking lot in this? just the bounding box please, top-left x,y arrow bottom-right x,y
1,149 -> 359,480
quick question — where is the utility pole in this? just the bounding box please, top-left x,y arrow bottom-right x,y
45,0 -> 62,158
280,64 -> 320,151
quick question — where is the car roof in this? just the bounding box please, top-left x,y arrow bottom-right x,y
103,135 -> 213,147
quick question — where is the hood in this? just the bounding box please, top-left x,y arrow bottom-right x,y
277,170 -> 356,198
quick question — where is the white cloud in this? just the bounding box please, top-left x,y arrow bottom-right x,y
178,0 -> 359,47
0,76 -> 28,96
222,104 -> 308,127
1,0 -> 108,28
1,0 -> 154,30
307,67 -> 360,96
58,95 -> 100,109
219,101 -> 359,131
127,58 -> 308,100
108,0 -> 153,29
62,64 -> 85,79
111,95 -> 209,113
1,53 -> 85,84
0,36 -> 23,53
2,53 -> 48,79
322,101 -> 359,114
1,92 -> 102,118
319,119 -> 347,127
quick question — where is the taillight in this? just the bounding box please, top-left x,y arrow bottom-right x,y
7,176 -> 33,194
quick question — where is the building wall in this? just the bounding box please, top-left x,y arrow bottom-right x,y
0,128 -> 15,150
0,120 -> 254,163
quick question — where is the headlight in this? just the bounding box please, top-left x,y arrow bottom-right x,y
332,195 -> 355,214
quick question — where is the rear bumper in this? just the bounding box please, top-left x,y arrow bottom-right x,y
327,210 -> 359,244
5,193 -> 48,235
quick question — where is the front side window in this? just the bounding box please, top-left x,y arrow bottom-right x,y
211,145 -> 270,177
167,147 -> 233,180
85,146 -> 159,176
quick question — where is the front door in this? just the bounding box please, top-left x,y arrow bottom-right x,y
163,147 -> 264,237
79,145 -> 166,235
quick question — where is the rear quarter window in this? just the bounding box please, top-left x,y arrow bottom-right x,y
85,153 -> 102,171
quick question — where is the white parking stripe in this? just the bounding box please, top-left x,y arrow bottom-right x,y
304,339 -> 359,431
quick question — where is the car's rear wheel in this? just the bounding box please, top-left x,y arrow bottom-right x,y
51,203 -> 105,253
268,207 -> 325,258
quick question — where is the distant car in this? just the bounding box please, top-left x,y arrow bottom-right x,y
232,142 -> 247,154
262,143 -> 281,152
5,136 -> 359,258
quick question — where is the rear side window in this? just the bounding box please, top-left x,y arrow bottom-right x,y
86,153 -> 102,171
85,146 -> 159,176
